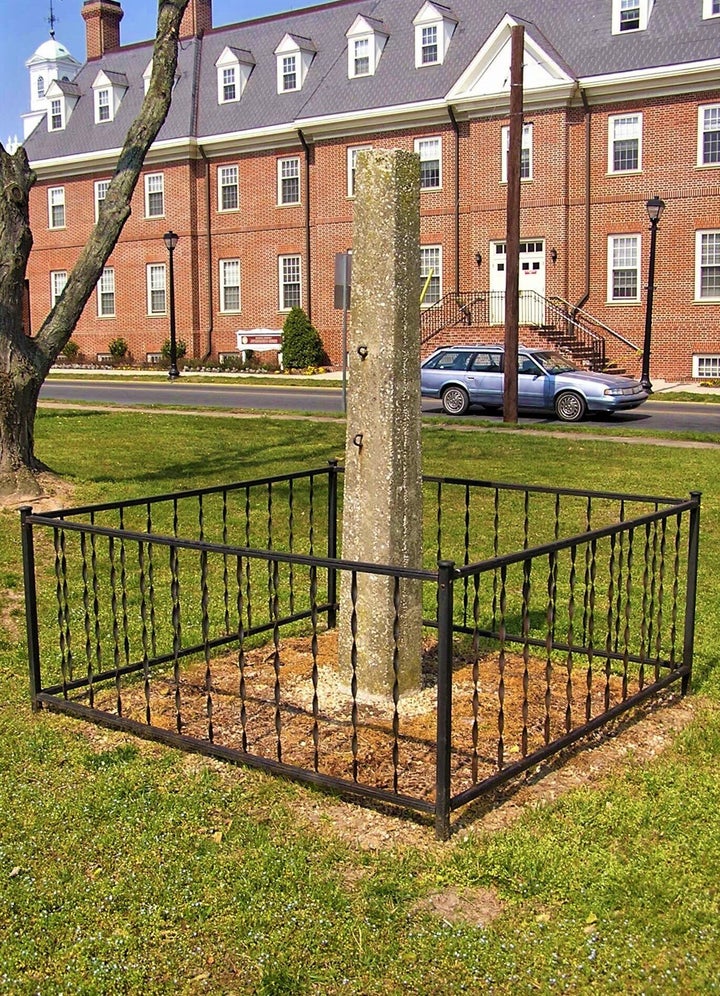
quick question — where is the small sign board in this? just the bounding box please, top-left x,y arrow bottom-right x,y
236,329 -> 284,369
334,252 -> 352,310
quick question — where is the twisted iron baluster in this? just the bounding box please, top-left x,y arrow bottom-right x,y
53,526 -> 71,699
271,558 -> 282,762
308,474 -> 315,557
462,484 -> 470,627
90,513 -> 102,692
647,513 -> 660,672
621,528 -> 635,700
139,540 -> 151,725
566,546 -> 576,734
669,514 -> 682,668
222,490 -> 230,634
655,517 -> 668,679
471,569 -> 481,784
604,532 -> 617,712
236,555 -> 248,753
146,503 -> 157,658
639,521 -> 652,691
245,486 -> 252,631
80,532 -> 94,708
108,535 -> 122,716
201,549 -> 214,743
614,501 -> 626,653
267,483 -> 274,620
521,558 -> 531,758
491,488 -> 500,633
288,479 -> 295,616
391,576 -> 402,795
118,507 -> 130,675
585,538 -> 597,723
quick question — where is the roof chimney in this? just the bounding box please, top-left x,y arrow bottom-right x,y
180,0 -> 212,39
82,1 -> 123,60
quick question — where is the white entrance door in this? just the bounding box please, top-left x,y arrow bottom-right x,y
489,240 -> 546,324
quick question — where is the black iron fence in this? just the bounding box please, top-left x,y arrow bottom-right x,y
21,464 -> 700,837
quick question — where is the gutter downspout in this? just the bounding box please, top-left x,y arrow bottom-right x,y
298,129 -> 312,323
199,146 -> 214,361
574,88 -> 591,315
447,105 -> 461,294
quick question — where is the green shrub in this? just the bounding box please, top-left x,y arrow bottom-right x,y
160,339 -> 187,361
281,308 -> 324,369
220,354 -> 248,371
62,340 -> 80,360
108,337 -> 129,362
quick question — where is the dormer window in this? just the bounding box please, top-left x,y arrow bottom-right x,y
612,0 -> 653,33
96,88 -> 111,122
703,0 -> 720,16
345,16 -> 388,79
91,70 -> 128,124
49,97 -> 63,131
274,34 -> 315,94
215,47 -> 255,104
413,2 -> 457,68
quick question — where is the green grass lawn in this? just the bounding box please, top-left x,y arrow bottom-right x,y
1,411 -> 719,995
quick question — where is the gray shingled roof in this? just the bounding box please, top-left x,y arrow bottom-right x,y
24,0 -> 720,161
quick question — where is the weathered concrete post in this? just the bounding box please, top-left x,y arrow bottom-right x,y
339,148 -> 423,701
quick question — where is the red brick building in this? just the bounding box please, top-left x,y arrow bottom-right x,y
23,0 -> 720,380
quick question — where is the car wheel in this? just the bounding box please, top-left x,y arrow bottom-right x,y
441,385 -> 470,416
554,390 -> 586,422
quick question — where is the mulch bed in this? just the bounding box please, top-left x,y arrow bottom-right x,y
88,630 -> 638,805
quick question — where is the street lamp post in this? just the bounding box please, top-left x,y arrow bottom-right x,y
163,230 -> 180,380
640,196 -> 665,393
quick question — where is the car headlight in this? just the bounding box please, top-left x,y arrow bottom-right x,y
604,386 -> 641,397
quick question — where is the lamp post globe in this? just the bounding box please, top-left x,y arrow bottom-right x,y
163,230 -> 180,379
640,196 -> 665,394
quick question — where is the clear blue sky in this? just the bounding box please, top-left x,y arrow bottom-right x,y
0,0 -> 332,147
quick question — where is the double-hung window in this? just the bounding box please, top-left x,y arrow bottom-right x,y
98,268 -> 116,317
144,173 -> 165,218
96,87 -> 111,122
609,114 -> 642,173
282,55 -> 297,91
353,38 -> 370,76
278,157 -> 300,205
48,187 -> 65,229
49,98 -> 63,131
501,124 -> 533,182
347,144 -> 372,197
420,25 -> 438,64
147,264 -> 167,315
415,137 -> 441,190
698,105 -> 720,166
420,246 -> 442,305
219,259 -> 241,312
222,67 -> 237,102
608,235 -> 641,302
218,166 -> 239,211
279,255 -> 301,311
696,231 -> 720,300
50,270 -> 67,308
95,179 -> 109,221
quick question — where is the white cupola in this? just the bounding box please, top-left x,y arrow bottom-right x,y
23,35 -> 81,138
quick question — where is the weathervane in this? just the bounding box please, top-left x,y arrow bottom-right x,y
48,0 -> 59,38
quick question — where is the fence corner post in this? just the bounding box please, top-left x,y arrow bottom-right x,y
682,491 -> 701,696
326,459 -> 339,628
435,559 -> 455,840
20,506 -> 42,711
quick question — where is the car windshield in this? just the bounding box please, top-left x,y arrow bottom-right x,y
531,351 -> 578,374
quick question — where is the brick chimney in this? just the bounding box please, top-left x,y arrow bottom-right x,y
82,0 -> 123,60
180,0 -> 212,39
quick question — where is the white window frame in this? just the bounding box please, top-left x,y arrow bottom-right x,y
420,245 -> 442,306
95,87 -> 111,123
49,97 -> 63,131
144,173 -> 165,219
607,235 -> 641,303
608,114 -> 642,174
420,24 -> 439,65
693,354 -> 720,377
219,259 -> 241,313
277,157 -> 300,205
48,186 -> 65,229
612,0 -> 652,33
351,36 -> 371,77
703,0 -> 720,17
695,230 -> 720,301
347,144 -> 372,198
698,104 -> 720,167
50,270 -> 67,308
414,136 -> 442,190
147,263 -> 167,316
97,267 -> 116,317
501,124 -> 533,183
218,165 -> 239,212
278,254 -> 302,311
37,75 -> 45,99
220,65 -> 237,103
94,179 -> 110,222
281,54 -> 298,92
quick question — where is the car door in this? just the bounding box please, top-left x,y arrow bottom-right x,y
466,350 -> 503,405
516,353 -> 549,409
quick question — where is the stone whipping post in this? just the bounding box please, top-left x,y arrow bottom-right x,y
339,148 -> 423,701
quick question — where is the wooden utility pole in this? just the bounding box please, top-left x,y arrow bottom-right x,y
504,25 -> 524,423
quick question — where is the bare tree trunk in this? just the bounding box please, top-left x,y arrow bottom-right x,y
0,0 -> 189,498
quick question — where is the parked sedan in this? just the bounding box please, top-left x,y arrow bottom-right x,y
421,345 -> 648,422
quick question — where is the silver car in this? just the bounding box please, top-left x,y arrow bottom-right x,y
421,345 -> 648,422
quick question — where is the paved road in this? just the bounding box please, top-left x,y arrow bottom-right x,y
39,378 -> 720,434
